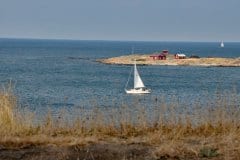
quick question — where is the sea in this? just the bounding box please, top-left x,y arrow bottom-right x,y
0,38 -> 239,116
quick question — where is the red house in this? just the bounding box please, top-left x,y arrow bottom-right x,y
150,50 -> 168,60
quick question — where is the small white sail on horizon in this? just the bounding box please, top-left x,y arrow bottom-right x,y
221,41 -> 224,48
125,60 -> 150,94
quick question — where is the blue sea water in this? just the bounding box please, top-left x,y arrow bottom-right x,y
0,38 -> 239,115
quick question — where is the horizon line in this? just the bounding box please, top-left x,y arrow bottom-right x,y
0,37 -> 239,43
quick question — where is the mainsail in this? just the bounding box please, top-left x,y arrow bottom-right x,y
221,41 -> 224,48
134,62 -> 145,88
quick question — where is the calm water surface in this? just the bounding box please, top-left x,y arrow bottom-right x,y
0,39 -> 239,115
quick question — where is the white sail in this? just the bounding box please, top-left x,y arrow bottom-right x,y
134,62 -> 145,88
221,41 -> 224,48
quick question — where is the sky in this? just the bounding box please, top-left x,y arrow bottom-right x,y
0,0 -> 240,42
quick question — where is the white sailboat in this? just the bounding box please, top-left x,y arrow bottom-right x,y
125,60 -> 151,94
220,41 -> 224,48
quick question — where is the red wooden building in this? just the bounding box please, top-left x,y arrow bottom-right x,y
150,50 -> 169,60
150,54 -> 166,60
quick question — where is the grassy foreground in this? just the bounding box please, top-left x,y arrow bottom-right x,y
0,87 -> 240,159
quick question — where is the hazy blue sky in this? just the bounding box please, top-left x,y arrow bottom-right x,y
0,0 -> 240,41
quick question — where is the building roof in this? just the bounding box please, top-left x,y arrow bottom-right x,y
176,54 -> 186,57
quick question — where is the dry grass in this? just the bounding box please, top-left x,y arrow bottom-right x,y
0,86 -> 240,159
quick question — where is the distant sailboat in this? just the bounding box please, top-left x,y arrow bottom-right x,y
125,60 -> 151,94
220,41 -> 224,48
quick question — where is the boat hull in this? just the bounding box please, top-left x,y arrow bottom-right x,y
125,88 -> 151,94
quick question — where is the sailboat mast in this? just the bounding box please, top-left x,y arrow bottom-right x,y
134,60 -> 137,88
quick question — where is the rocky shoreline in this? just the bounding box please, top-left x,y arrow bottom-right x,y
97,54 -> 240,67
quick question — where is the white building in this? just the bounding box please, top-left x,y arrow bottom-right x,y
175,54 -> 186,59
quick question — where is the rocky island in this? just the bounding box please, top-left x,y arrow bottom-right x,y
98,51 -> 240,67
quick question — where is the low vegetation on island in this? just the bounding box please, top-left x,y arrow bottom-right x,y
0,85 -> 240,159
98,53 -> 240,67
